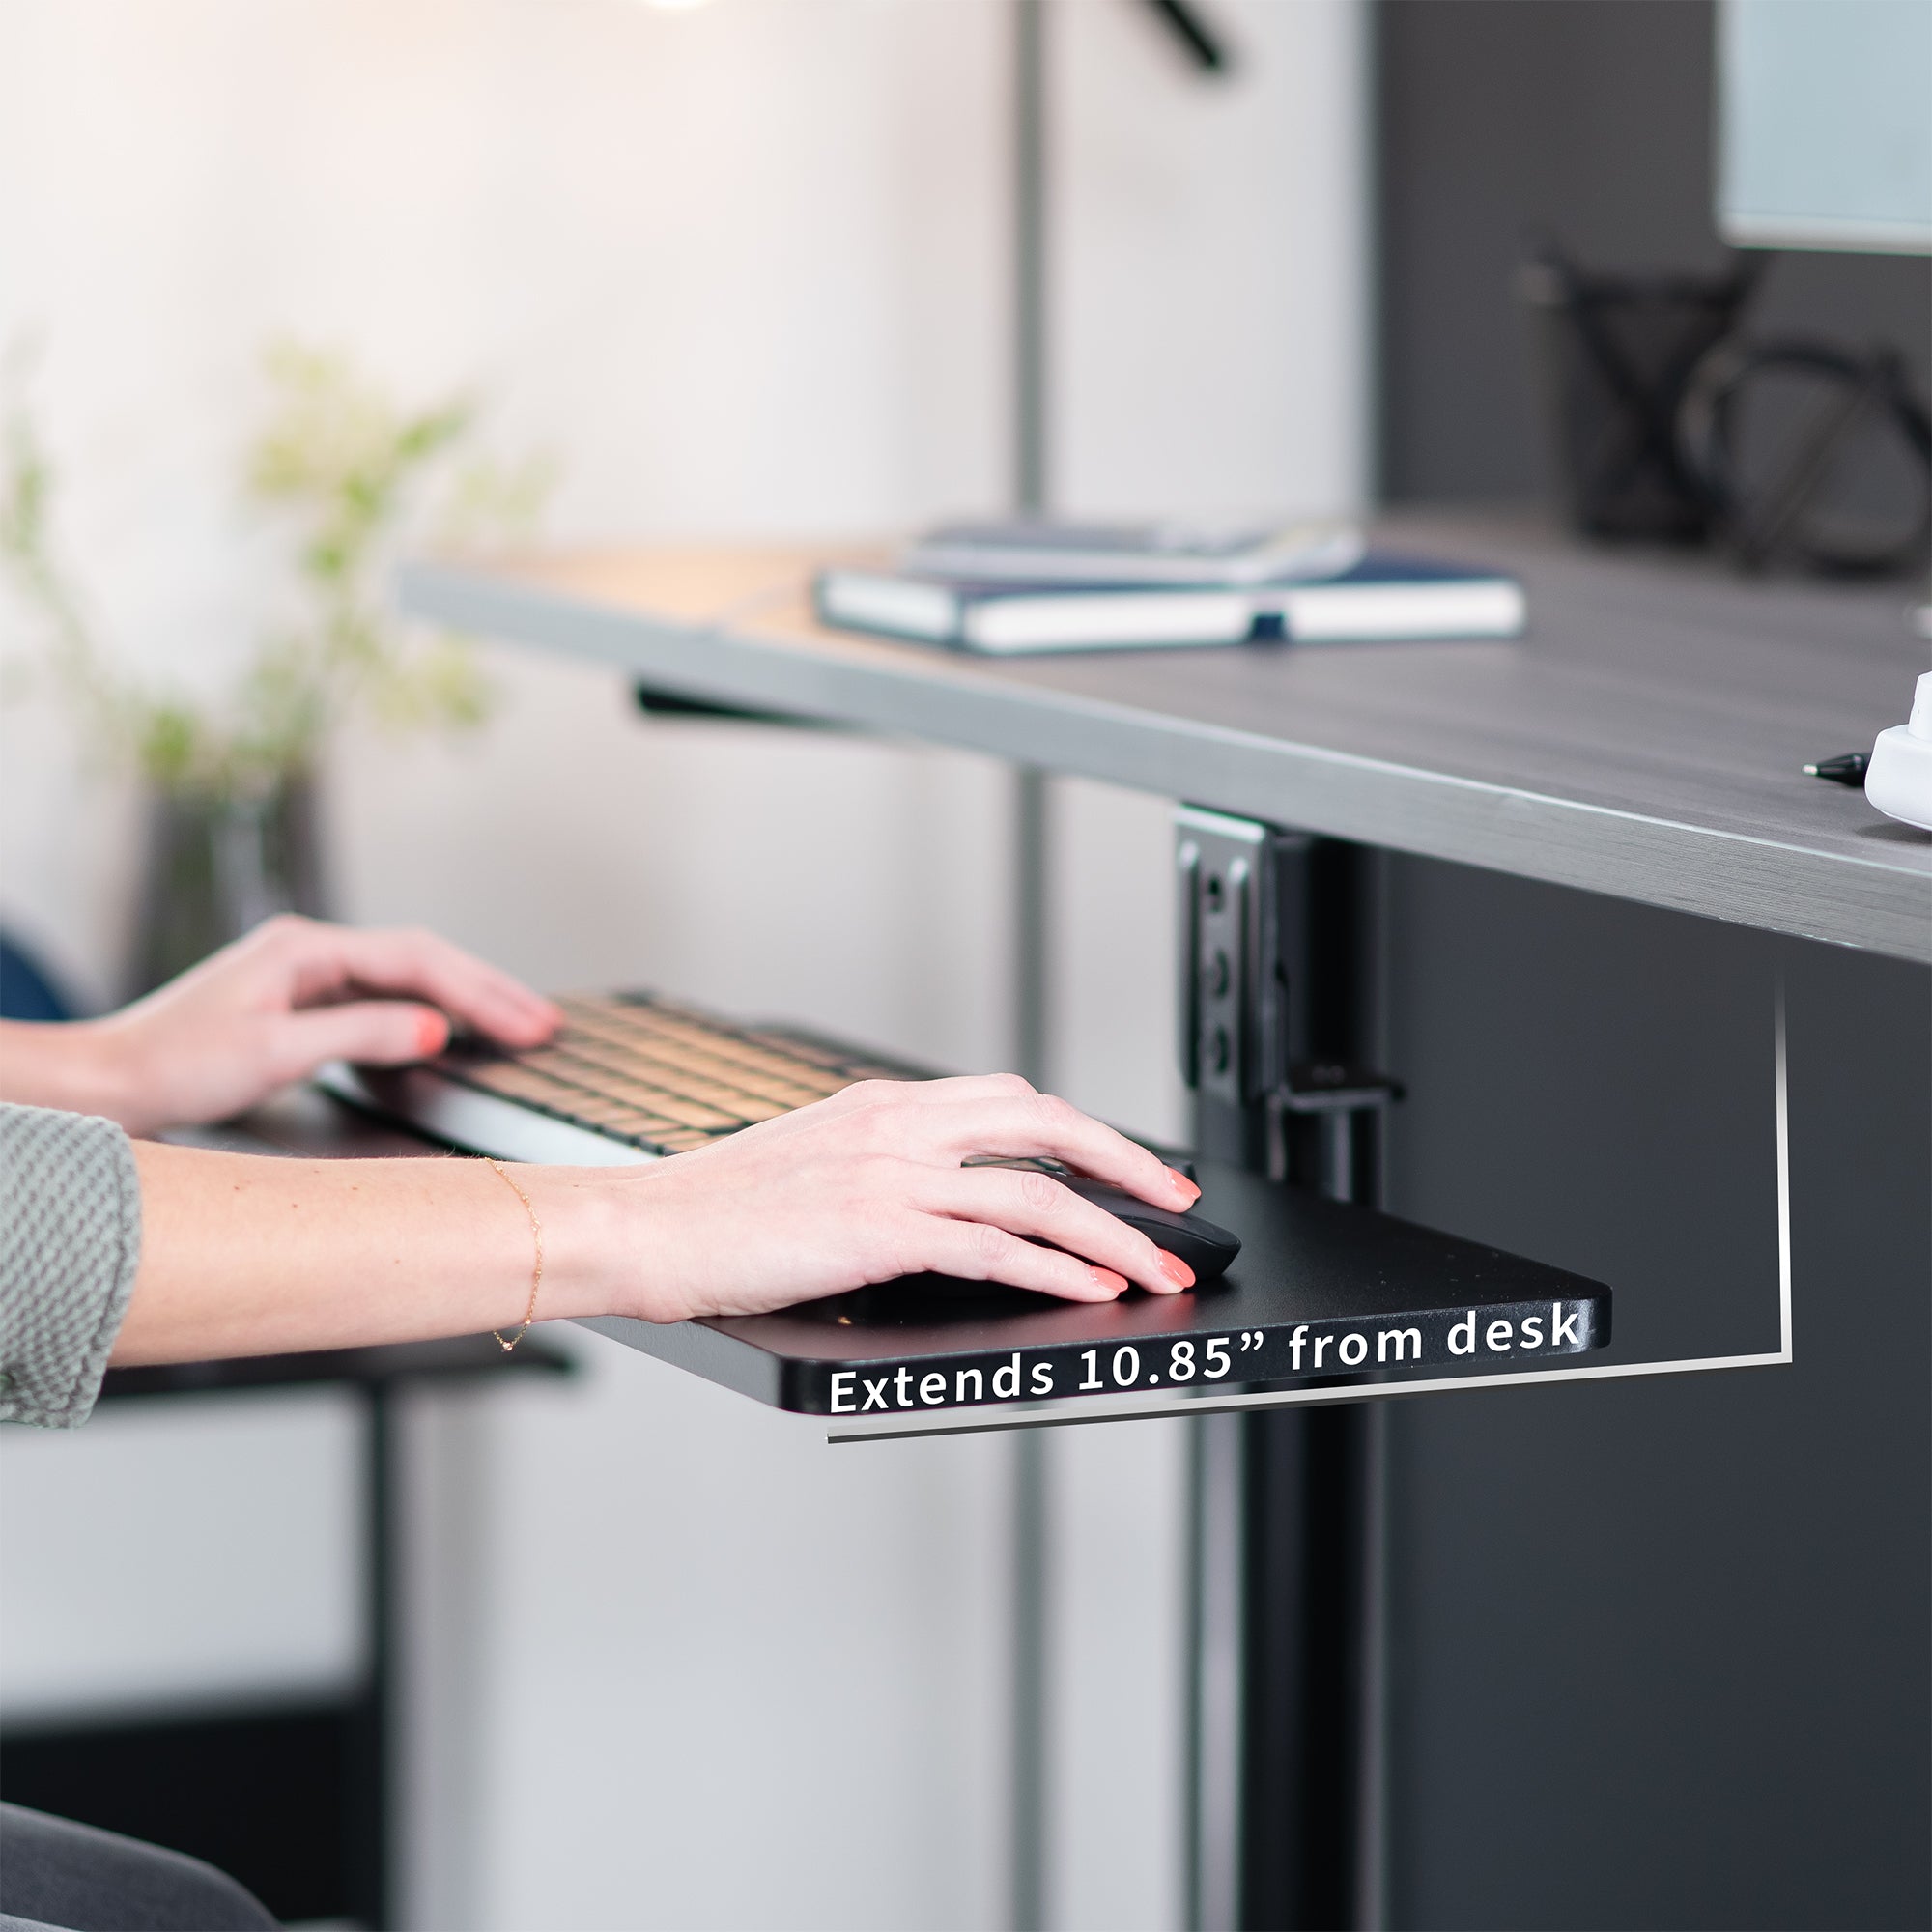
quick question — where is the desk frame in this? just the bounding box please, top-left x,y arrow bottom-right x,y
402,520 -> 1932,966
396,521 -> 1903,1932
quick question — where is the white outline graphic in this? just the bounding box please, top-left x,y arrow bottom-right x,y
833,980 -> 1794,1444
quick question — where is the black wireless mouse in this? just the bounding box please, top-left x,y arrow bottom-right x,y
1053,1174 -> 1242,1282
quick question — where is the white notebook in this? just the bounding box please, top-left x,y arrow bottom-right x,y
815,551 -> 1526,655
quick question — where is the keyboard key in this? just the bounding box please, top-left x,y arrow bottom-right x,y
389,993 -> 930,1164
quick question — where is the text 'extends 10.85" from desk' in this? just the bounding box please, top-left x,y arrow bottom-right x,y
822,1299 -> 1602,1416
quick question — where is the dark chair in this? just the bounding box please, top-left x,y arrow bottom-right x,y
0,932 -> 78,1022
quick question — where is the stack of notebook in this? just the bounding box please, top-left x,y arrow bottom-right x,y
814,518 -> 1525,655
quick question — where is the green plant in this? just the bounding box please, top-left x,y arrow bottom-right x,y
0,341 -> 551,800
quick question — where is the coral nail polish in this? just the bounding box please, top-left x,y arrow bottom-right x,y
1089,1266 -> 1128,1296
1166,1167 -> 1202,1204
1157,1250 -> 1196,1290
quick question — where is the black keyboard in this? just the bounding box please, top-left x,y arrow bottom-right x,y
315,992 -> 920,1165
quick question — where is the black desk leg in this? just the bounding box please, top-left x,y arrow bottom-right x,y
1238,1402 -> 1389,1930
1181,827 -> 1393,1931
1191,1330 -> 1392,1932
347,1385 -> 399,1930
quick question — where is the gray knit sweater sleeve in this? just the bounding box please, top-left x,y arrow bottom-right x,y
0,1104 -> 143,1429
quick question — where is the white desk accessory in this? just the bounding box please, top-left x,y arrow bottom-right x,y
1864,671 -> 1932,832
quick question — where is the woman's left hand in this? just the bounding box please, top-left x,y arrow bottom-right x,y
15,916 -> 559,1135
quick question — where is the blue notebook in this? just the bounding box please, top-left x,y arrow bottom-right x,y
814,552 -> 1526,655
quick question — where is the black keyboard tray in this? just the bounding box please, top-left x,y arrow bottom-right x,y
581,1159 -> 1611,1428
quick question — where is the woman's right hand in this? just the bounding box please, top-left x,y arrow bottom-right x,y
570,1073 -> 1205,1324
114,1072 -> 1208,1371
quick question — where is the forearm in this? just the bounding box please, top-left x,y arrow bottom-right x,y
102,1073 -> 1202,1370
113,1142 -> 632,1365
0,1020 -> 140,1128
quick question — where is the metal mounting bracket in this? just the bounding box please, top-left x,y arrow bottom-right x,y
1175,806 -> 1401,1189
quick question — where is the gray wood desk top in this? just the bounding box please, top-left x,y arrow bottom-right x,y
401,512 -> 1932,963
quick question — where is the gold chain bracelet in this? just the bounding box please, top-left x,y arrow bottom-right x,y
483,1157 -> 544,1351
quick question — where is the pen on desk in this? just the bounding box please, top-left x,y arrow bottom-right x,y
1804,752 -> 1869,786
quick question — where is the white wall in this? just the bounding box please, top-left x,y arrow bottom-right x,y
0,3 -> 1367,1926
1055,0 -> 1368,520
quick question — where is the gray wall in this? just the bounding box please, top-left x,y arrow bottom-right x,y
1372,11 -> 1930,1918
1379,861 -> 1929,1927
1375,0 -> 1932,504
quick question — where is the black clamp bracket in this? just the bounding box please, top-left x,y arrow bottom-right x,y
1175,806 -> 1402,1199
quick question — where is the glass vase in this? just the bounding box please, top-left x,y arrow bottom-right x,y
130,773 -> 327,994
